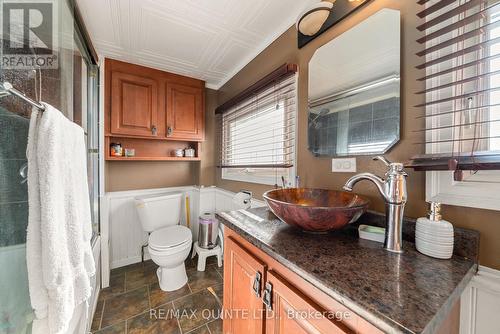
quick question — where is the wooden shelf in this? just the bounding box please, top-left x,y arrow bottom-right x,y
106,156 -> 200,161
105,135 -> 201,161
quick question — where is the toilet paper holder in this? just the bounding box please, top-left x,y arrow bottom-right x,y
241,190 -> 252,204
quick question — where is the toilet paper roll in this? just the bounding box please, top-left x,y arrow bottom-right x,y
232,192 -> 252,209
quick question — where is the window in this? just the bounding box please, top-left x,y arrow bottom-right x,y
220,73 -> 297,185
414,0 -> 500,210
488,11 -> 500,150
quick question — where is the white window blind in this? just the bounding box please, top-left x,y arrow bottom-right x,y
409,0 -> 500,176
412,0 -> 500,211
219,73 -> 297,185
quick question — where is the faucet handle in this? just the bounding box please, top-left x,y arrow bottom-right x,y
373,156 -> 391,167
373,156 -> 406,175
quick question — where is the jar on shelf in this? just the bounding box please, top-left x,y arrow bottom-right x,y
124,148 -> 135,157
184,147 -> 195,158
110,142 -> 123,157
173,148 -> 184,157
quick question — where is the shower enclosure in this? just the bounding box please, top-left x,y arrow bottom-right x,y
0,0 -> 100,332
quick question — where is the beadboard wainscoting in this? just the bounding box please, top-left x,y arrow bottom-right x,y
460,266 -> 500,334
101,185 -> 198,287
101,186 -> 264,287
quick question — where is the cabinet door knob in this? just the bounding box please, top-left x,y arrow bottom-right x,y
167,126 -> 173,136
252,272 -> 262,298
151,125 -> 157,135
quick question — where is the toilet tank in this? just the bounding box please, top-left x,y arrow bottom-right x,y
135,192 -> 183,233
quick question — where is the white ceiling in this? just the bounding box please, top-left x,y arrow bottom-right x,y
309,8 -> 401,101
77,0 -> 316,89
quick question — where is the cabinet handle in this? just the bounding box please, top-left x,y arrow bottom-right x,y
263,282 -> 273,310
167,126 -> 172,136
151,125 -> 157,135
252,272 -> 262,298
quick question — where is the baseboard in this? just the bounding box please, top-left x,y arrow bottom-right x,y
111,254 -> 151,270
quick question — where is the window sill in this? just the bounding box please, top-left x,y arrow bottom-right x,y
221,167 -> 294,186
221,173 -> 279,186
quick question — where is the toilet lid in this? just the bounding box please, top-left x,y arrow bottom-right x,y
149,225 -> 192,250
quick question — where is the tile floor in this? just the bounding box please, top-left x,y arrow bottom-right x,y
91,256 -> 223,334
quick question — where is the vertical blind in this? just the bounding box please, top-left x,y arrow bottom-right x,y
408,0 -> 500,177
219,73 -> 297,168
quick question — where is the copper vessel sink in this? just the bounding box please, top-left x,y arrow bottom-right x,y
263,188 -> 369,232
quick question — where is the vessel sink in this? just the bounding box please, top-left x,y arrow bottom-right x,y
263,188 -> 369,232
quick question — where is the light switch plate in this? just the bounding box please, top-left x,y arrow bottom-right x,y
332,158 -> 356,173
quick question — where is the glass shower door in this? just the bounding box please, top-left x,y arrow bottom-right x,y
0,108 -> 33,333
0,0 -> 100,332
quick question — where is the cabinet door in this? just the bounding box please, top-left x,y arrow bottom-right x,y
110,72 -> 159,137
166,83 -> 204,140
265,271 -> 353,334
223,237 -> 266,334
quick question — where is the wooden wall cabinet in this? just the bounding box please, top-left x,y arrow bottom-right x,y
166,83 -> 204,140
110,72 -> 160,138
105,58 -> 205,161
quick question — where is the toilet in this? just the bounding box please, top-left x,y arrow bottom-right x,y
135,192 -> 192,291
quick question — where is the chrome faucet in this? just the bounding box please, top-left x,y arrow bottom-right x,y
343,156 -> 408,253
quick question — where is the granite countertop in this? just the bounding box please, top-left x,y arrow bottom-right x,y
217,207 -> 478,334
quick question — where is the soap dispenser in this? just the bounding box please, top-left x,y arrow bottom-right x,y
415,203 -> 454,259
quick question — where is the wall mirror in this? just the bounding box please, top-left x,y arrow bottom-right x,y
308,8 -> 400,157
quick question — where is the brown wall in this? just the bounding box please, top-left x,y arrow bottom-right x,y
105,161 -> 198,191
213,0 -> 500,270
197,88 -> 217,186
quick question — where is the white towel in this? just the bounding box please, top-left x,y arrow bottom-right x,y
27,103 -> 96,334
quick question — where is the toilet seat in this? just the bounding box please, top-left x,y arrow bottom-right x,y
149,225 -> 192,251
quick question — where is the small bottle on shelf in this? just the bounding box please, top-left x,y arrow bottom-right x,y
110,142 -> 123,157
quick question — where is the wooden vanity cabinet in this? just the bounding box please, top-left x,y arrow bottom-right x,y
223,227 -> 462,334
223,228 -> 381,334
223,237 -> 266,334
265,270 -> 352,334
